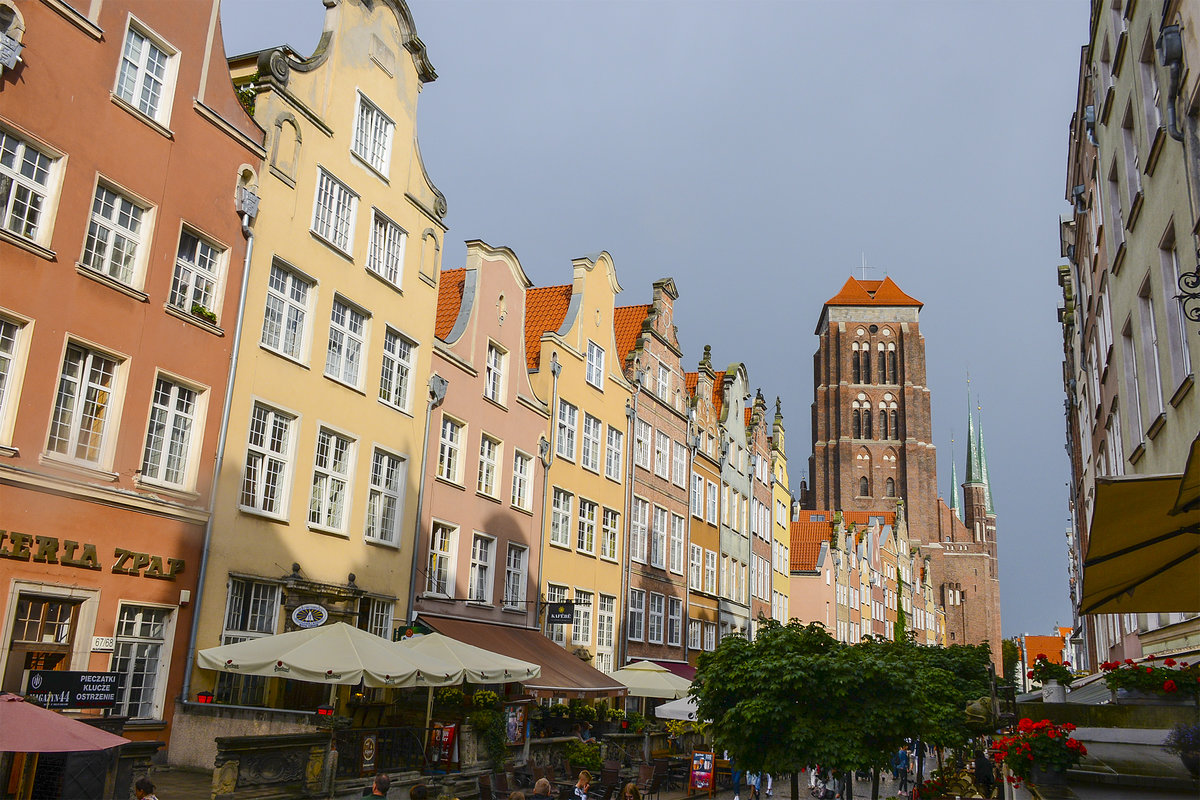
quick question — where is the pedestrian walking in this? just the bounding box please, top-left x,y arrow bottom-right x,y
894,746 -> 910,794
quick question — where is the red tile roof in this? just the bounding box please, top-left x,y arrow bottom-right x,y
712,371 -> 726,416
614,304 -> 651,367
744,408 -> 753,427
790,520 -> 833,571
435,269 -> 467,340
524,284 -> 574,370
685,372 -> 698,398
824,276 -> 922,308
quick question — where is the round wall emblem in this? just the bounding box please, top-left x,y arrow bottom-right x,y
291,603 -> 328,629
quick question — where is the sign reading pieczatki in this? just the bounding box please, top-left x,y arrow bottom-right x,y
0,530 -> 184,580
26,670 -> 123,709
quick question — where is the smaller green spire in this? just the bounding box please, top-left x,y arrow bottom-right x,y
949,443 -> 961,521
965,387 -> 983,485
979,406 -> 994,514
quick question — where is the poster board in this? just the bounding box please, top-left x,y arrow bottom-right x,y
690,751 -> 715,796
504,701 -> 529,746
427,722 -> 459,769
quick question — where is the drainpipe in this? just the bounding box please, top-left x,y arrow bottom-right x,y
407,373 -> 449,622
181,197 -> 257,704
618,370 -> 643,671
1157,24 -> 1185,142
683,408 -> 698,665
535,354 -> 561,636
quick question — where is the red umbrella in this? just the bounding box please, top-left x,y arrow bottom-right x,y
0,693 -> 129,753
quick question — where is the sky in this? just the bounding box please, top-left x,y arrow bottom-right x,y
220,0 -> 1088,639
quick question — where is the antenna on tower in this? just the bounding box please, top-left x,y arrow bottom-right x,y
857,253 -> 876,281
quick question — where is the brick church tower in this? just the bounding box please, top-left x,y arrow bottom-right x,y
807,276 -> 938,538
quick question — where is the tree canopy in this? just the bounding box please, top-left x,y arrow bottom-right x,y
691,620 -> 993,799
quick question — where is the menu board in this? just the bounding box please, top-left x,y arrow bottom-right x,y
690,751 -> 715,794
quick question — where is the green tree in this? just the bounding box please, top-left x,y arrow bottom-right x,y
1002,638 -> 1020,688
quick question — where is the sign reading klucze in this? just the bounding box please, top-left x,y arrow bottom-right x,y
26,671 -> 123,708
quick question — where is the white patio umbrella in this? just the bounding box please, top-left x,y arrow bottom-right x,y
197,622 -> 463,688
396,632 -> 540,683
653,695 -> 700,721
610,660 -> 691,699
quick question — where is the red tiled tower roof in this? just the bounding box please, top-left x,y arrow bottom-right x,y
523,284 -> 573,369
434,269 -> 467,340
824,276 -> 922,308
614,304 -> 651,367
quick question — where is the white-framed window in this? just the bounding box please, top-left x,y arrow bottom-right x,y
689,544 -> 703,589
667,597 -> 682,646
0,129 -> 59,245
691,474 -> 704,517
477,434 -> 500,497
706,480 -> 718,523
550,488 -> 573,547
364,448 -> 405,544
586,340 -> 605,388
0,315 -> 29,444
556,399 -> 577,460
426,522 -> 456,596
601,508 -> 619,560
627,589 -> 645,641
325,298 -> 367,388
311,168 -> 357,253
511,450 -> 533,510
657,363 -> 670,398
366,210 -> 405,286
651,506 -> 668,569
504,544 -> 527,609
379,327 -> 414,411
634,420 -> 651,469
168,228 -> 224,319
703,621 -> 716,651
140,376 -> 198,488
114,21 -> 177,124
468,533 -> 495,604
581,414 -> 602,472
648,593 -> 665,644
577,498 -> 597,554
670,514 -> 685,574
597,594 -> 615,649
436,416 -> 463,483
723,486 -> 731,527
654,431 -> 670,478
216,579 -> 279,706
672,441 -> 688,487
704,550 -> 717,594
308,428 -> 354,531
47,343 -> 121,466
262,262 -> 313,361
630,497 -> 649,563
605,426 -> 623,481
572,589 -> 593,645
361,597 -> 394,639
546,584 -> 567,644
484,343 -> 505,403
352,92 -> 395,176
82,183 -> 148,287
111,604 -> 171,719
688,619 -> 702,650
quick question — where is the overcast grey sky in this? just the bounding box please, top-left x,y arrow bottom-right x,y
221,0 -> 1088,639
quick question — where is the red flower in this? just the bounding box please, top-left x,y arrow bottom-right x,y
1145,666 -> 1154,673
1147,654 -> 1157,660
1163,680 -> 1177,693
1063,660 -> 1071,667
1164,658 -> 1176,667
1125,658 -> 1135,664
1037,653 -> 1047,660
1027,670 -> 1034,678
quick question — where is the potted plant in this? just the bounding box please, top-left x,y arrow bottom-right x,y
190,302 -> 218,324
993,718 -> 1087,790
1027,654 -> 1073,702
1164,722 -> 1200,778
1101,656 -> 1200,703
569,699 -> 597,724
546,701 -> 573,736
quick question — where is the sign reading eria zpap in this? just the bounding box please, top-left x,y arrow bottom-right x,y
0,530 -> 184,580
26,670 -> 123,709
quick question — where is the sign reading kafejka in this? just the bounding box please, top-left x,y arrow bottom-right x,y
26,670 -> 122,709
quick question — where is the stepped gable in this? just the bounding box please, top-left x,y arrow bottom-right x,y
523,284 -> 573,369
614,304 -> 651,366
434,268 -> 466,339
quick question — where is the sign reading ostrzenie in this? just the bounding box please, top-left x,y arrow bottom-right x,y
26,670 -> 123,709
546,602 -> 574,625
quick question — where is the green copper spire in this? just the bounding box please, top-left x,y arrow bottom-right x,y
949,440 -> 961,521
979,405 -> 995,514
965,389 -> 983,485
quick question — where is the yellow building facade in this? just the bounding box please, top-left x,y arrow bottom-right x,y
525,254 -> 634,676
175,0 -> 446,756
769,400 -> 792,623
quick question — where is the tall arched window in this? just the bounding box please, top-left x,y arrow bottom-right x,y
852,345 -> 861,383
862,348 -> 871,383
888,346 -> 898,383
878,347 -> 886,384
863,409 -> 873,439
890,409 -> 899,438
859,476 -> 869,496
880,406 -> 889,439
852,408 -> 862,438
885,477 -> 895,497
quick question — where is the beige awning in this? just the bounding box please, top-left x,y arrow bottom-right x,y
1173,433 -> 1200,514
1080,474 -> 1200,615
609,660 -> 691,699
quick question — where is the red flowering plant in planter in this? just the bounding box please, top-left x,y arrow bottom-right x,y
993,718 -> 1087,787
1100,656 -> 1200,698
1027,654 -> 1073,686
